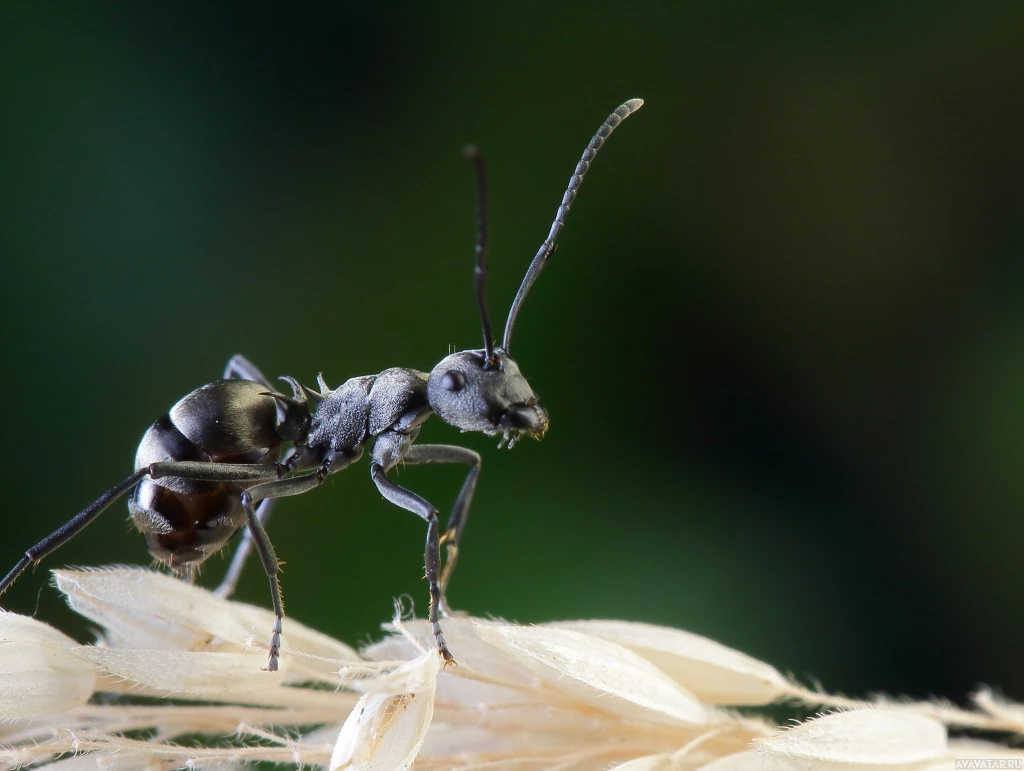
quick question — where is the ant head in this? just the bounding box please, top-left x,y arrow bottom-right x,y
431,100 -> 642,446
428,349 -> 548,447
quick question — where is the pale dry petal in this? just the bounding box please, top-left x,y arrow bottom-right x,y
475,621 -> 708,725
756,709 -> 947,769
72,647 -> 285,698
367,617 -> 543,689
696,751 -> 763,770
550,620 -> 788,706
946,738 -> 1024,760
418,723 -> 556,760
0,612 -> 96,719
365,617 -> 591,732
341,652 -> 442,696
609,753 -> 677,770
56,567 -> 255,647
55,567 -> 359,681
330,651 -> 439,771
0,566 -> 1017,770
230,601 -> 362,667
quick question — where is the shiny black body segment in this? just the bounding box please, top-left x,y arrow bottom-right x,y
131,378 -> 297,569
0,99 -> 644,671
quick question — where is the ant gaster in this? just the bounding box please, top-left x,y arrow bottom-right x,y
0,99 -> 644,671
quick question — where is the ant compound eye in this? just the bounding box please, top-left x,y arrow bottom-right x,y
440,370 -> 466,392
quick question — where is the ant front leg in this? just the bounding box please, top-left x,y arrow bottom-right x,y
370,432 -> 454,664
402,444 -> 481,616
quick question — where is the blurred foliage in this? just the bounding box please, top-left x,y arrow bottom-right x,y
1,1 -> 1022,704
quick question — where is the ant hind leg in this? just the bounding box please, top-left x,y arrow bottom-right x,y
213,498 -> 277,599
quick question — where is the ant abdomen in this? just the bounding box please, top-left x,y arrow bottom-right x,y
164,379 -> 291,461
128,379 -> 298,570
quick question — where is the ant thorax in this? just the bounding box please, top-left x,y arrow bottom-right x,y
302,368 -> 432,453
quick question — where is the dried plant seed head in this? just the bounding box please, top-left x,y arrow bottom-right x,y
0,567 -> 1021,770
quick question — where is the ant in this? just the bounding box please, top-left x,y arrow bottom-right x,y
0,99 -> 644,671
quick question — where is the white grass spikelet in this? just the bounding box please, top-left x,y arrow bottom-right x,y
55,567 -> 359,683
474,620 -> 708,725
0,566 -> 1020,769
0,611 -> 96,719
329,651 -> 439,771
695,751 -> 763,770
609,753 -> 677,770
71,647 -> 284,699
549,619 -> 789,706
756,709 -> 948,769
367,616 -> 545,689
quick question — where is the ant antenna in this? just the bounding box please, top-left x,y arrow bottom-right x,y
465,145 -> 496,366
501,98 -> 644,353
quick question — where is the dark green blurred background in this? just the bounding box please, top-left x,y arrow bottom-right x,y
2,2 -> 1022,705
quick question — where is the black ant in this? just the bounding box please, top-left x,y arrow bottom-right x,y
0,99 -> 644,670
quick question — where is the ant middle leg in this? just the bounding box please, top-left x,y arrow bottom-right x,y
401,444 -> 481,616
370,442 -> 453,663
